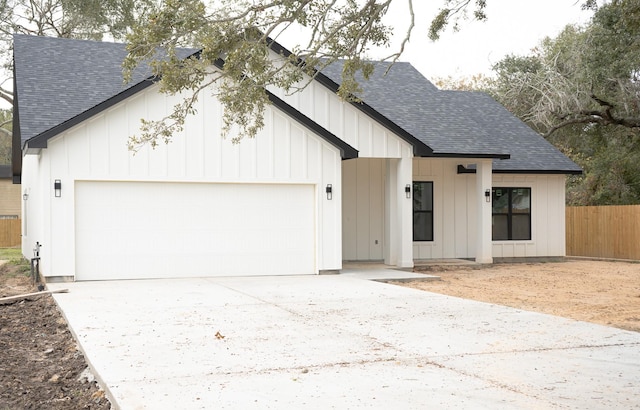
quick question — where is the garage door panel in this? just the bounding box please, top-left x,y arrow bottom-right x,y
75,181 -> 315,280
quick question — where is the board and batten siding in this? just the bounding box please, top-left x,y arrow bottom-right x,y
22,80 -> 343,278
342,158 -> 385,260
274,72 -> 416,265
492,174 -> 566,258
271,80 -> 411,159
411,159 -> 566,259
342,158 -> 567,262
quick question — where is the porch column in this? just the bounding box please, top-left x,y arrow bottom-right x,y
384,159 -> 397,266
384,157 -> 413,268
476,159 -> 493,263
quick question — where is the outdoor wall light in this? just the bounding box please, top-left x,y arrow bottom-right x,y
23,193 -> 28,201
485,189 -> 491,202
405,184 -> 411,199
326,184 -> 332,200
54,179 -> 62,198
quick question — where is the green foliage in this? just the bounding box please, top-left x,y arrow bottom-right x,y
123,0 -> 400,147
434,73 -> 495,92
428,0 -> 488,40
0,247 -> 22,260
485,0 -> 640,205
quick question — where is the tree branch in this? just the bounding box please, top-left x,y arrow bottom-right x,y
0,126 -> 11,138
0,85 -> 12,104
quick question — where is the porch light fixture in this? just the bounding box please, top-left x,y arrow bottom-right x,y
405,184 -> 411,199
54,179 -> 62,198
326,184 -> 333,200
23,192 -> 28,201
485,189 -> 491,202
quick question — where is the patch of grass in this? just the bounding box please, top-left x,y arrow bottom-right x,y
0,247 -> 23,261
0,247 -> 31,277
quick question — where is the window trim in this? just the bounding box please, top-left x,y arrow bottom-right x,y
412,181 -> 434,242
492,187 -> 532,241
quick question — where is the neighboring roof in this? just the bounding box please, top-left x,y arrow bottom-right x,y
0,164 -> 11,179
319,60 -> 581,174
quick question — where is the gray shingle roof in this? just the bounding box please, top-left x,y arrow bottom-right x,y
320,60 -> 581,173
13,34 -> 195,146
13,35 -> 580,174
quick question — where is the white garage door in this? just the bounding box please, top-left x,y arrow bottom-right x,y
75,181 -> 315,280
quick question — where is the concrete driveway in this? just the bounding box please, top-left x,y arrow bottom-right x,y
48,273 -> 640,409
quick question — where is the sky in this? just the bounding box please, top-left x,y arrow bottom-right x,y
367,0 -> 596,80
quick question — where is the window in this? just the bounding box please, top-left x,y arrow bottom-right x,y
413,181 -> 433,241
492,188 -> 531,240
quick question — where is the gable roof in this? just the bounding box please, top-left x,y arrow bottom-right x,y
12,34 -> 172,146
11,35 -> 357,170
12,34 -> 581,178
319,60 -> 581,174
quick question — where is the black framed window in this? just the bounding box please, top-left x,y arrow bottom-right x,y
492,188 -> 531,240
413,181 -> 433,241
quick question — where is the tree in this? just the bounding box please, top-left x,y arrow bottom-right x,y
0,0 -> 154,68
433,73 -> 495,92
0,108 -> 10,164
491,0 -> 640,137
483,0 -> 640,205
123,0 -> 495,149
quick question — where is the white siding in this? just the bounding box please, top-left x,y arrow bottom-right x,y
412,159 -> 474,259
492,174 -> 566,258
274,69 -> 414,265
413,159 -> 567,259
23,80 -> 343,278
273,80 -> 408,159
342,158 -> 385,260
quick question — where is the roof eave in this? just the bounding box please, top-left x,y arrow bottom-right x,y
433,152 -> 511,160
457,164 -> 583,175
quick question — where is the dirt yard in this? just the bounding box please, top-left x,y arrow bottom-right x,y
1,256 -> 638,409
0,259 -> 111,409
404,259 -> 640,332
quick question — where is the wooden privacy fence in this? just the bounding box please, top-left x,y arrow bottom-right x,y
566,205 -> 640,260
0,219 -> 21,248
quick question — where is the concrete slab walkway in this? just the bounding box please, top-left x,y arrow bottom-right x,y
48,274 -> 640,409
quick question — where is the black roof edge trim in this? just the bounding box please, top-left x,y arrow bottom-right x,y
435,152 -> 511,160
267,38 -> 434,157
457,164 -> 582,175
493,169 -> 583,175
267,91 -> 358,159
11,66 -> 22,182
26,77 -> 158,149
